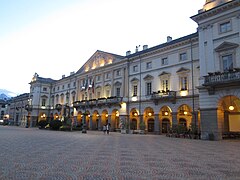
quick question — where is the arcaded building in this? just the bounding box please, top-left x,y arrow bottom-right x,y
25,0 -> 240,140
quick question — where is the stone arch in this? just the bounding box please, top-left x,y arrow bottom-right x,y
130,108 -> 139,130
217,95 -> 240,133
177,104 -> 192,128
111,109 -> 120,130
92,110 -> 100,130
101,109 -> 109,127
143,107 -> 154,132
159,106 -> 172,133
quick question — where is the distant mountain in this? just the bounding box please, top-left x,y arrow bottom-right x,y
0,89 -> 17,99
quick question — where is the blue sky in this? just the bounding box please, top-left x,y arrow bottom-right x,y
0,0 -> 205,95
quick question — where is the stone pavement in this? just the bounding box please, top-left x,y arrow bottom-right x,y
0,126 -> 240,180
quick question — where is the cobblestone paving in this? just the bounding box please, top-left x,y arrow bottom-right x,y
0,126 -> 240,180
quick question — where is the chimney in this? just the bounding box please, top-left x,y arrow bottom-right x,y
126,51 -> 131,56
62,75 -> 65,78
70,71 -> 75,75
143,45 -> 148,50
167,36 -> 172,42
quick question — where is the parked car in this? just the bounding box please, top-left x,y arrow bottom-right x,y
0,119 -> 8,125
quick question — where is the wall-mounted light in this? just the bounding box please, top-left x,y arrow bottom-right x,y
184,111 -> 188,115
134,112 -> 138,116
105,114 -> 108,117
164,111 -> 168,116
148,112 -> 152,117
132,96 -> 137,101
229,95 -> 234,111
116,111 -> 119,117
180,90 -> 188,97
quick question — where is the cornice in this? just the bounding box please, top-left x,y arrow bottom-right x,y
191,0 -> 240,23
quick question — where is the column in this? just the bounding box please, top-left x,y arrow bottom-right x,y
154,114 -> 160,135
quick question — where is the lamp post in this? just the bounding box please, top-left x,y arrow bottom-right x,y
25,104 -> 33,128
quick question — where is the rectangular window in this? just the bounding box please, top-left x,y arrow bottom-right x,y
220,21 -> 231,33
73,82 -> 76,87
116,87 -> 121,97
62,85 -> 64,90
116,70 -> 121,76
180,52 -> 187,61
72,95 -> 75,103
106,90 -> 110,97
97,75 -> 101,82
133,65 -> 138,72
57,86 -> 59,91
89,93 -> 92,100
68,84 -> 70,88
146,62 -> 152,69
180,77 -> 188,90
51,97 -> 54,106
43,87 -> 47,91
133,85 -> 138,96
82,94 -> 84,101
97,92 -> 101,99
162,80 -> 169,91
42,99 -> 46,107
222,54 -> 233,71
146,82 -> 152,95
105,73 -> 110,80
53,87 -> 55,92
161,57 -> 168,65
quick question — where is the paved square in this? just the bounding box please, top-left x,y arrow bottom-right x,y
0,126 -> 240,180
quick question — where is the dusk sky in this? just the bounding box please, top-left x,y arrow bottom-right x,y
0,0 -> 205,95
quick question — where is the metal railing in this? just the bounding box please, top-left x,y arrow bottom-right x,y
204,70 -> 240,85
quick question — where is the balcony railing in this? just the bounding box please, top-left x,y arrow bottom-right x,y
73,96 -> 123,110
151,90 -> 176,105
203,69 -> 240,86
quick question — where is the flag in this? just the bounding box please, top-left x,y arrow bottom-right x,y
92,80 -> 94,94
84,76 -> 88,91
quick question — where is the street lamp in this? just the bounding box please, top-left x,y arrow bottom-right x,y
25,104 -> 33,128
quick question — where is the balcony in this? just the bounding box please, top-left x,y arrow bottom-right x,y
203,69 -> 240,86
203,69 -> 240,95
73,96 -> 123,110
151,90 -> 176,105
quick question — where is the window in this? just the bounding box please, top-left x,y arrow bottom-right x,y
73,82 -> 76,87
89,93 -> 92,100
82,94 -> 84,101
60,94 -> 64,104
133,85 -> 138,96
56,96 -> 59,104
146,82 -> 152,95
97,92 -> 101,98
116,70 -> 121,76
53,87 -> 55,92
116,87 -> 121,97
105,72 -> 110,80
62,85 -> 64,90
43,87 -> 47,91
180,52 -> 187,61
222,54 -> 233,71
42,98 -> 46,107
51,97 -> 54,106
72,94 -> 75,103
106,90 -> 110,97
66,94 -> 69,103
97,75 -> 101,82
57,86 -> 59,91
219,21 -> 231,33
180,77 -> 188,90
68,84 -> 70,88
146,62 -> 152,69
162,80 -> 169,91
161,57 -> 168,65
133,65 -> 138,72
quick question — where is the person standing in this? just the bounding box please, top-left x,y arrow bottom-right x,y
103,125 -> 106,134
106,123 -> 111,135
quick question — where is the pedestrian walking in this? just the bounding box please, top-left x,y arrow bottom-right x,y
103,125 -> 106,134
106,123 -> 111,135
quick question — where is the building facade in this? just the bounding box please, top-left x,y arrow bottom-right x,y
17,0 -> 239,140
